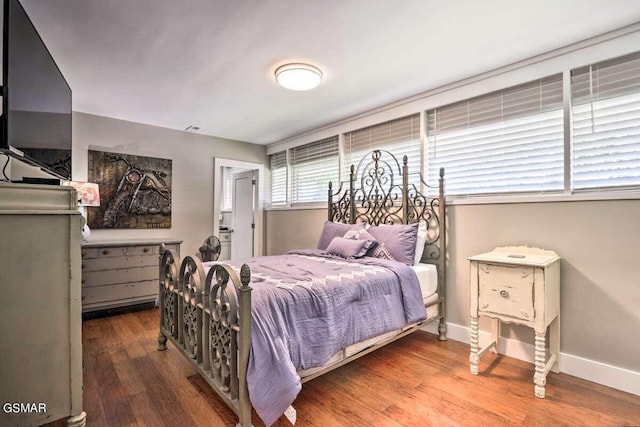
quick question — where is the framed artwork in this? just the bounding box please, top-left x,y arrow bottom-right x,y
87,150 -> 172,229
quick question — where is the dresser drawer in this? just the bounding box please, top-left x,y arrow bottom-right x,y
82,255 -> 157,272
82,280 -> 157,305
219,231 -> 232,243
478,263 -> 534,321
82,266 -> 158,288
98,245 -> 154,257
81,248 -> 99,259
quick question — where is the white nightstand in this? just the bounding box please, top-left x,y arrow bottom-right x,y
468,246 -> 561,398
219,230 -> 232,261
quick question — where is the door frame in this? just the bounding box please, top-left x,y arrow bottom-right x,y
213,158 -> 264,257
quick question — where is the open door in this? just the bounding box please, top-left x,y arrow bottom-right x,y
231,170 -> 255,259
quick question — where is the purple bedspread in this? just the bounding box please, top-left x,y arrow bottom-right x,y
205,249 -> 426,426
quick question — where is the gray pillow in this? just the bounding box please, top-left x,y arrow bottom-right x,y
325,237 -> 369,258
343,223 -> 378,252
367,223 -> 419,265
317,221 -> 355,250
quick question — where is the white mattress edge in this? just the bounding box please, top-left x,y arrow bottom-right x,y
411,262 -> 438,300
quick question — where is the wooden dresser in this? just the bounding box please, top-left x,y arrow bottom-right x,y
81,239 -> 182,312
0,183 -> 85,426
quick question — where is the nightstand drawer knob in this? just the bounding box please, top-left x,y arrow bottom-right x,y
102,249 -> 110,255
500,290 -> 509,299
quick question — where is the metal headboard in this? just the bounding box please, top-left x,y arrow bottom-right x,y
328,150 -> 446,297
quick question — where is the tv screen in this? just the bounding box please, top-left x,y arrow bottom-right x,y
2,0 -> 72,179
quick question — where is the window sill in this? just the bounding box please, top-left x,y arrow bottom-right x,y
447,190 -> 640,205
265,203 -> 326,211
265,191 -> 640,211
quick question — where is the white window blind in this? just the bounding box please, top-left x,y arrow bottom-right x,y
222,167 -> 248,210
426,75 -> 564,196
270,151 -> 287,207
222,168 -> 233,211
290,136 -> 339,205
571,52 -> 640,191
344,114 -> 421,184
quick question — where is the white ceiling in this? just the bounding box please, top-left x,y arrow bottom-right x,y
21,0 -> 640,145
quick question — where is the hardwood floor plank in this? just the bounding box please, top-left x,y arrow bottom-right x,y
76,309 -> 640,427
304,374 -> 405,427
109,313 -> 148,360
111,348 -> 146,397
95,350 -> 137,426
130,355 -> 198,426
186,373 -> 246,426
146,348 -> 227,427
127,391 -> 170,427
81,339 -> 109,427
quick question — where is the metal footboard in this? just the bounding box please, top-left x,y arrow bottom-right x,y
157,247 -> 253,427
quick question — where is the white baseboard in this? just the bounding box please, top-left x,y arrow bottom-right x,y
422,321 -> 640,397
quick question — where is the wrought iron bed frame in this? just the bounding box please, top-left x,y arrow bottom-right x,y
156,150 -> 446,427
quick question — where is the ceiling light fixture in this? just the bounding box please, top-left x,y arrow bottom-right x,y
275,63 -> 323,91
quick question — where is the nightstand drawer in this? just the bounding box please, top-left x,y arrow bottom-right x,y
219,231 -> 232,242
478,263 -> 534,321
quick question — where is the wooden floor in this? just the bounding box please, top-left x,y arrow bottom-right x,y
48,308 -> 640,426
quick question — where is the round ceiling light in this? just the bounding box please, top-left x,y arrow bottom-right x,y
275,63 -> 323,91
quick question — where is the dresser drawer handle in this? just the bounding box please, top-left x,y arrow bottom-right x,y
143,247 -> 150,253
500,290 -> 509,299
102,249 -> 110,255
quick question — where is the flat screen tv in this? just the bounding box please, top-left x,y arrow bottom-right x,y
1,0 -> 72,179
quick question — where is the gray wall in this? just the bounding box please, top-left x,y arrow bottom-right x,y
265,200 -> 640,373
72,112 -> 267,257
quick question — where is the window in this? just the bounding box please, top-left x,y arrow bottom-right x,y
269,49 -> 640,207
571,52 -> 640,191
221,168 -> 233,211
290,136 -> 339,205
344,114 -> 421,184
270,151 -> 287,207
222,167 -> 252,210
426,75 -> 564,196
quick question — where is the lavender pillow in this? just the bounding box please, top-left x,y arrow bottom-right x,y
367,223 -> 419,265
317,221 -> 355,250
343,223 -> 378,252
325,237 -> 369,258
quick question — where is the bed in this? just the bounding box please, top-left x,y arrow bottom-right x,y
157,150 -> 446,427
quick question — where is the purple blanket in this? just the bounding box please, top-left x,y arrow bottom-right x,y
205,249 -> 426,426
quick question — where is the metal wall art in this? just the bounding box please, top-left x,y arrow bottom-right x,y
88,150 -> 172,229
